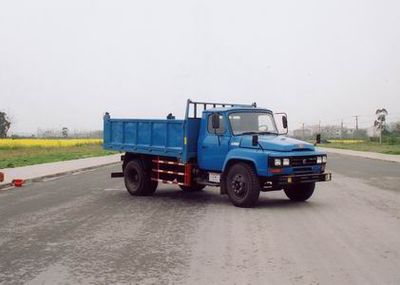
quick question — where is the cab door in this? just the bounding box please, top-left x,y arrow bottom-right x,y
198,113 -> 230,171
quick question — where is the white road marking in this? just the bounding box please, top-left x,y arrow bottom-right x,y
0,186 -> 15,191
42,176 -> 62,182
72,169 -> 97,175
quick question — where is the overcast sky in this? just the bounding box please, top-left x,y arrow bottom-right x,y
1,0 -> 400,134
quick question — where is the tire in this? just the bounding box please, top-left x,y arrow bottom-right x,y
284,182 -> 315,201
226,162 -> 261,208
179,184 -> 206,192
124,159 -> 157,196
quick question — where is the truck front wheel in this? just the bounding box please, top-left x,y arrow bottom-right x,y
226,162 -> 261,208
124,159 -> 157,196
284,182 -> 315,201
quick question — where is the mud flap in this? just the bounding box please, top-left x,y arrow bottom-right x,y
220,172 -> 227,195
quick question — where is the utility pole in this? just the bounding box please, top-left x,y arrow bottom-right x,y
353,115 -> 359,139
318,120 -> 321,133
340,120 -> 344,139
353,115 -> 359,131
302,123 -> 305,140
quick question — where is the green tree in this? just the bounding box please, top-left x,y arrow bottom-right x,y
393,122 -> 400,135
62,127 -> 69,138
374,108 -> 388,144
0,112 -> 11,138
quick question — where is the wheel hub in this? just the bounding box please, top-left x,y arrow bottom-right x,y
231,174 -> 246,196
129,170 -> 139,183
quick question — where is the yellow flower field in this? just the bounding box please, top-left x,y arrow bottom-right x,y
327,139 -> 365,144
0,138 -> 102,149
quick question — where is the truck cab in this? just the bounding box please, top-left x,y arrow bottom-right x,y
103,100 -> 331,207
198,107 -> 280,171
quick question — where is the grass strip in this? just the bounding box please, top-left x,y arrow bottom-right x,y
0,144 -> 117,169
320,142 -> 400,155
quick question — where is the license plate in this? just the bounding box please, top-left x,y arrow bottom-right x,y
209,173 -> 220,183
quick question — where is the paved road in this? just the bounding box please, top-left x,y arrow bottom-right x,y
0,155 -> 399,284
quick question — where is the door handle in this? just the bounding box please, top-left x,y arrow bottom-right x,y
201,145 -> 209,149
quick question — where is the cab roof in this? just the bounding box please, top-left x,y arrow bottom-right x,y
202,106 -> 273,114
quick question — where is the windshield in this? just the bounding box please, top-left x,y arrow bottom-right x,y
228,112 -> 278,135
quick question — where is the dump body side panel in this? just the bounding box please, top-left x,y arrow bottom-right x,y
103,116 -> 198,162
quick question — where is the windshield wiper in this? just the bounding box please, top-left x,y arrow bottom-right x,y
237,131 -> 259,135
237,131 -> 278,136
258,131 -> 278,135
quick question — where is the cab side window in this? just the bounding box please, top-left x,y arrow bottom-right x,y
207,113 -> 225,135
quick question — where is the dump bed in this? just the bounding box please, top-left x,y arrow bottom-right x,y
103,113 -> 200,163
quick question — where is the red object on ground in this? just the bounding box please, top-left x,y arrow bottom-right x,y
0,172 -> 4,182
12,179 -> 25,187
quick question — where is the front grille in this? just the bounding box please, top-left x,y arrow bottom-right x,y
293,167 -> 313,173
290,156 -> 317,166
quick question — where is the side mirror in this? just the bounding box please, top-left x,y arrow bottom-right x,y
282,115 -> 288,129
211,113 -> 220,129
275,112 -> 288,135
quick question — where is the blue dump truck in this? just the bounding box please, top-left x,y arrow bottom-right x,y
103,100 -> 331,207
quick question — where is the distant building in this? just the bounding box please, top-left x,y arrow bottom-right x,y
367,126 -> 379,137
321,126 -> 342,139
293,128 -> 312,139
292,124 -> 365,139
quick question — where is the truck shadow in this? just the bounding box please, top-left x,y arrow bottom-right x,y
139,187 -> 321,209
151,189 -> 227,206
255,197 -> 320,209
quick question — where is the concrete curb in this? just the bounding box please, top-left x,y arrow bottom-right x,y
319,147 -> 400,163
0,161 -> 120,191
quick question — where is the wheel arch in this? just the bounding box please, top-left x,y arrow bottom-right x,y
223,158 -> 257,173
123,152 -> 152,170
222,148 -> 268,177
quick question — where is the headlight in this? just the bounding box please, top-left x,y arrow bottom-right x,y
282,158 -> 290,166
274,159 -> 282,166
322,156 -> 327,163
317,156 -> 322,164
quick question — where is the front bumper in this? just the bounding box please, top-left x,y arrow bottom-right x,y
268,172 -> 332,186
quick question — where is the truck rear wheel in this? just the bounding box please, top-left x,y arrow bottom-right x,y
124,159 -> 157,196
179,184 -> 206,192
226,162 -> 260,208
284,182 -> 315,201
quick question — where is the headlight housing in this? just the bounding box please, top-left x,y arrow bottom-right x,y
271,158 -> 290,167
282,158 -> 290,166
317,156 -> 323,164
274,159 -> 282,166
322,156 -> 327,163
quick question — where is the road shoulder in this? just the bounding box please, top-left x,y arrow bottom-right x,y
318,147 -> 400,163
0,154 -> 121,189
